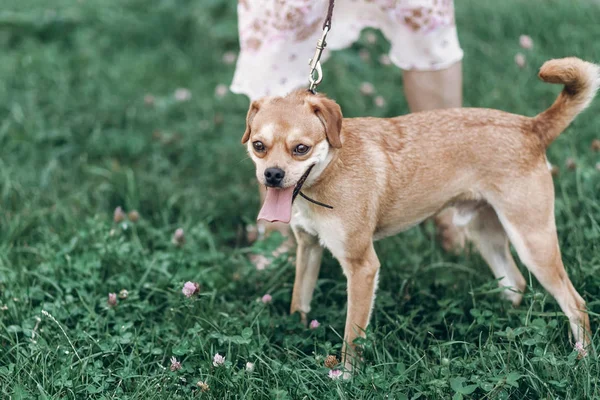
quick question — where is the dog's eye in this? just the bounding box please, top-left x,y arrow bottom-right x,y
294,144 -> 310,155
253,141 -> 265,152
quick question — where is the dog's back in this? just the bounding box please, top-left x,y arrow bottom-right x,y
337,57 -> 599,198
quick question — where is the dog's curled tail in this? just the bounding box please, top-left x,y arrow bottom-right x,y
533,57 -> 600,147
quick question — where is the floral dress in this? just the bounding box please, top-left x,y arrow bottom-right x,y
230,0 -> 463,100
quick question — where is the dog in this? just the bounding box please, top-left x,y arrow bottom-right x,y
242,57 -> 597,373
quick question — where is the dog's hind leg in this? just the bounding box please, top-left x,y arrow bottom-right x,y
465,205 -> 526,306
290,227 -> 323,325
488,171 -> 591,346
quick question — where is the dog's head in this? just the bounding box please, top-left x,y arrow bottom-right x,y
242,90 -> 343,223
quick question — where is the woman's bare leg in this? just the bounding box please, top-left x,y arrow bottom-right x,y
403,61 -> 465,252
403,61 -> 462,112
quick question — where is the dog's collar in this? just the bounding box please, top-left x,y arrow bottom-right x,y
292,164 -> 333,209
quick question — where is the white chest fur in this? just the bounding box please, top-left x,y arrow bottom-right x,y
291,201 -> 346,260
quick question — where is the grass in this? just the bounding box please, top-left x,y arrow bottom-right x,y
1,0 -> 599,398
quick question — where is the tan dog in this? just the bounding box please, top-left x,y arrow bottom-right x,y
242,57 -> 597,373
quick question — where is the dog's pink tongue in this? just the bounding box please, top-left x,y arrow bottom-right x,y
257,186 -> 295,223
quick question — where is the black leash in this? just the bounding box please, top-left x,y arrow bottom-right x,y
299,192 -> 333,209
322,0 -> 335,30
292,165 -> 334,209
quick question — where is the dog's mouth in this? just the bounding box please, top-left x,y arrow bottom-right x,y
257,165 -> 315,224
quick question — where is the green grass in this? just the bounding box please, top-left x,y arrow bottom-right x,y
1,0 -> 600,398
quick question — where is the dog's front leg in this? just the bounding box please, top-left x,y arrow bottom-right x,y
290,227 -> 323,325
340,243 -> 380,376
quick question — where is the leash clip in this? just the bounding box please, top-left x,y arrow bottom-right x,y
308,25 -> 330,93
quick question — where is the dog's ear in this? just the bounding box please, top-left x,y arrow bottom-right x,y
241,99 -> 263,144
307,96 -> 343,148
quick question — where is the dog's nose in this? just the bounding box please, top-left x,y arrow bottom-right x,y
264,167 -> 285,186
